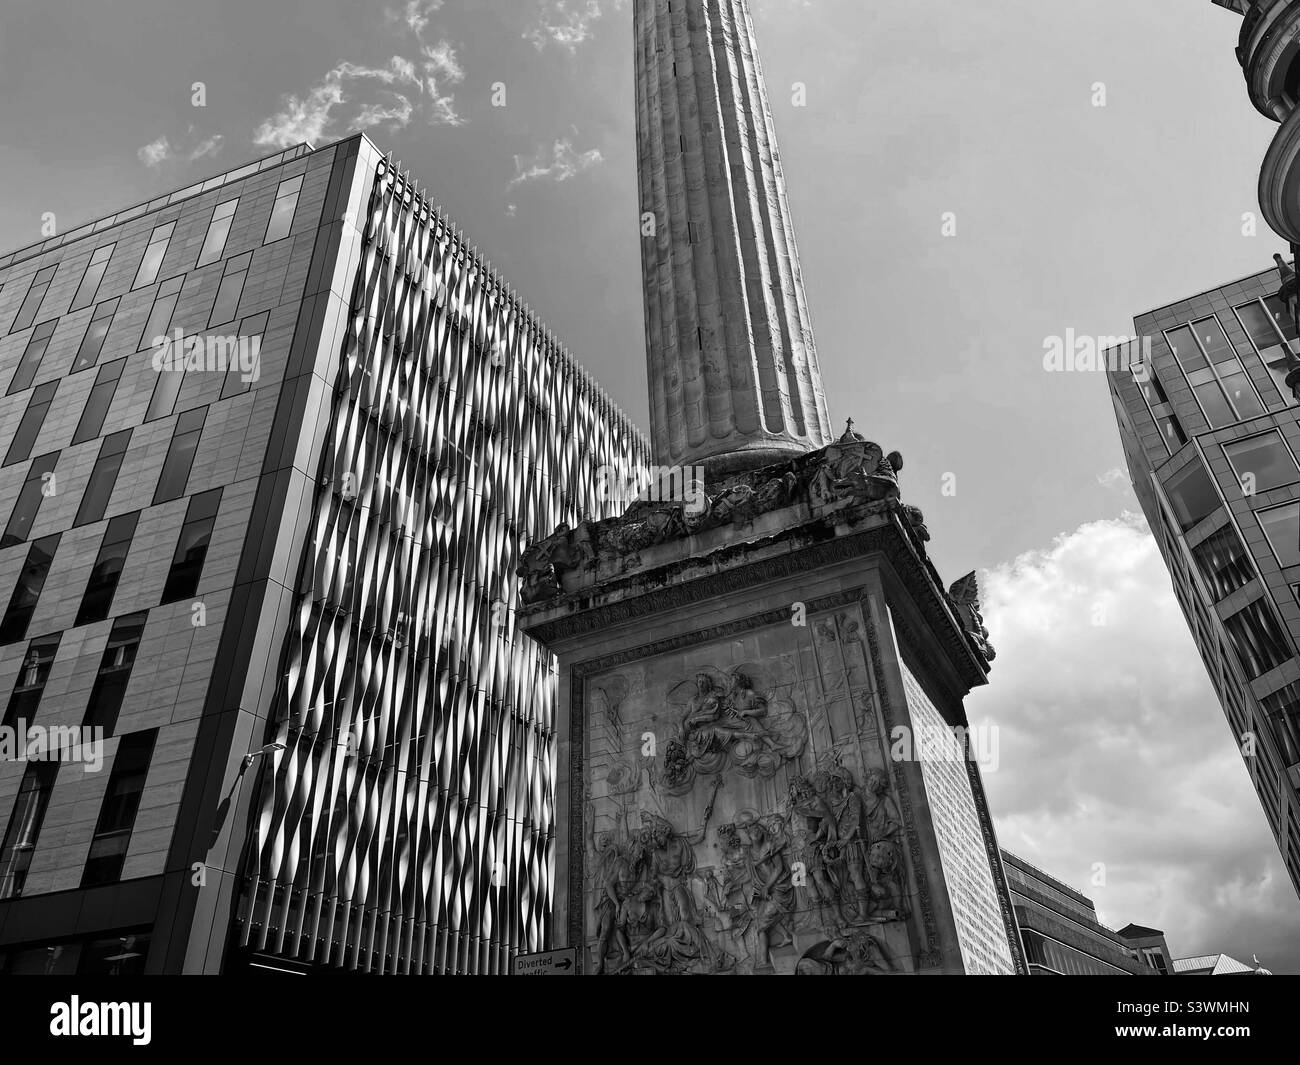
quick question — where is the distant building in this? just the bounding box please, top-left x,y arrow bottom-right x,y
0,133 -> 649,974
1173,953 -> 1272,975
1105,265 -> 1300,900
1002,850 -> 1167,975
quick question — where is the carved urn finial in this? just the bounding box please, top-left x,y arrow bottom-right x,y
839,418 -> 865,443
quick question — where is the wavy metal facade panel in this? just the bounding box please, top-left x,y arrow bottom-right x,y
236,157 -> 650,974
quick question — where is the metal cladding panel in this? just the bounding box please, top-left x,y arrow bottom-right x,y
238,160 -> 650,973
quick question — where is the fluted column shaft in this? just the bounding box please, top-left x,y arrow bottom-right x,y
635,0 -> 832,475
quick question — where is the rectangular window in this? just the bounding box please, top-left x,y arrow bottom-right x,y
1163,460 -> 1221,531
1223,597 -> 1293,678
136,274 -> 183,351
263,175 -> 303,245
68,243 -> 116,312
0,452 -> 59,549
76,512 -> 139,626
161,489 -> 222,603
1166,322 -> 1262,427
1262,681 -> 1300,769
7,319 -> 56,395
0,761 -> 59,900
73,430 -> 131,527
152,408 -> 206,505
8,265 -> 57,334
219,310 -> 268,399
70,297 -> 119,374
3,382 -> 58,467
81,729 -> 156,887
208,251 -> 252,327
1223,430 -> 1300,495
0,534 -> 60,645
81,612 -> 147,737
1235,298 -> 1297,404
145,339 -> 187,422
196,198 -> 238,268
131,221 -> 176,289
71,359 -> 126,445
1,633 -> 61,732
1191,525 -> 1255,602
1258,502 -> 1300,569
1158,414 -> 1187,450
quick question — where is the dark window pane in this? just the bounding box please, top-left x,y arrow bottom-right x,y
68,244 -> 115,312
1192,317 -> 1235,365
161,489 -> 222,603
196,199 -> 238,268
0,534 -> 60,645
1166,325 -> 1205,372
1259,503 -> 1300,569
73,430 -> 131,528
220,311 -> 267,398
1224,431 -> 1300,496
1219,364 -> 1266,419
81,612 -> 147,737
131,222 -> 175,289
208,254 -> 251,328
71,359 -> 126,445
1191,525 -> 1255,602
81,729 -> 155,888
76,512 -> 139,626
152,408 -> 206,505
1,452 -> 59,548
1192,380 -> 1235,427
3,381 -> 58,467
1223,597 -> 1293,678
1164,460 -> 1221,531
1158,414 -> 1187,450
263,176 -> 302,244
8,319 -> 56,395
71,298 -> 119,374
9,265 -> 56,334
136,274 -> 183,351
0,761 -> 59,900
1,633 -> 61,731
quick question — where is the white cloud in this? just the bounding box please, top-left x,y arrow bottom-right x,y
187,134 -> 224,162
525,0 -> 626,54
968,514 -> 1300,970
509,138 -> 604,188
137,136 -> 171,168
254,52 -> 459,149
1097,466 -> 1131,492
388,0 -> 444,37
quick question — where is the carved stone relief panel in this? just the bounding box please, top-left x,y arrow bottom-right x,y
581,604 -> 920,975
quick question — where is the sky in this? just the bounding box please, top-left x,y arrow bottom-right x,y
2,0 -> 1298,972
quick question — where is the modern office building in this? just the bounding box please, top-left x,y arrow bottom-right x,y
1002,850 -> 1167,975
1173,952 -> 1272,975
0,133 -> 649,974
1106,265 -> 1300,901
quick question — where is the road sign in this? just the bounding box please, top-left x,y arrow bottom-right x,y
512,947 -> 577,976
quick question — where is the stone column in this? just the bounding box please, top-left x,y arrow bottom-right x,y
635,0 -> 832,477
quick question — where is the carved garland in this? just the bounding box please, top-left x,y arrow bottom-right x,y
536,517 -> 989,692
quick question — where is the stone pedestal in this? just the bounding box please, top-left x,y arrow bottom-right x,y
518,431 -> 1026,975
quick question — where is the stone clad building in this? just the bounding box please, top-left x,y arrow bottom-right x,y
0,134 -> 648,974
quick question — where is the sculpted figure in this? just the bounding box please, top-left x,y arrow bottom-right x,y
949,572 -> 996,661
744,813 -> 795,968
593,834 -> 634,974
821,768 -> 873,922
789,775 -> 843,922
643,812 -> 697,926
861,767 -> 908,918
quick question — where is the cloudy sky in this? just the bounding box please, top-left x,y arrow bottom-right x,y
2,0 -> 1297,971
